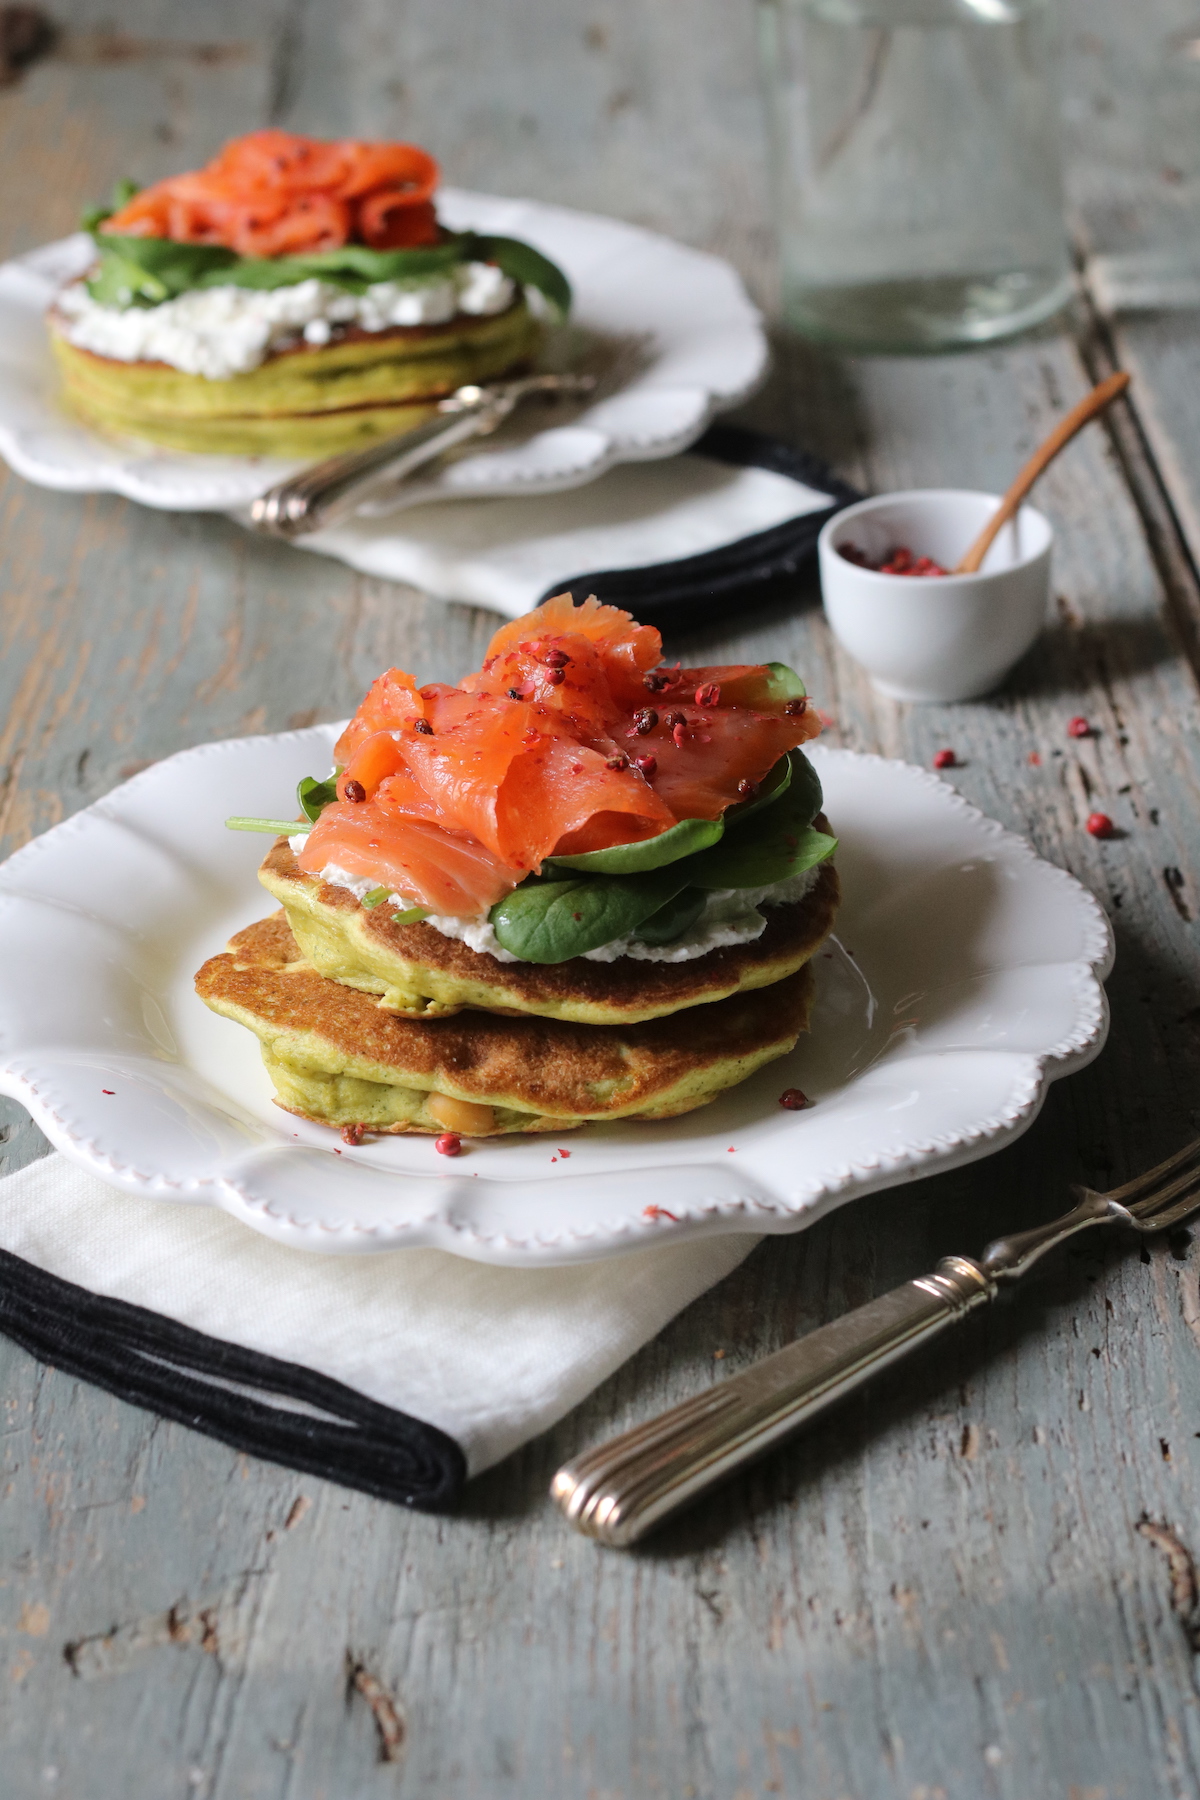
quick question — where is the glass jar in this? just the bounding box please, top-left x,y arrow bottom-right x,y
757,0 -> 1073,353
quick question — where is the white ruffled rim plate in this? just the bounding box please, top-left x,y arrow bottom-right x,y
0,727 -> 1112,1267
0,191 -> 766,515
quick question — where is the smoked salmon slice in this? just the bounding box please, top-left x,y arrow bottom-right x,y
104,130 -> 441,256
299,802 -> 518,918
298,596 -> 822,917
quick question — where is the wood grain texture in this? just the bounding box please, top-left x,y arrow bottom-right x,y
1062,0 -> 1200,684
4,2 -> 1200,1796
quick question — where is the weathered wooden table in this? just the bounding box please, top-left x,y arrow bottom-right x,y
6,3 -> 1200,1795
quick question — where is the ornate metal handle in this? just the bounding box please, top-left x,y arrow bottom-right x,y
248,389 -> 503,539
551,1256 -> 994,1547
249,371 -> 595,538
551,1181 -> 1141,1547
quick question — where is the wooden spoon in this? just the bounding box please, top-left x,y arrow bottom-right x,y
954,371 -> 1131,575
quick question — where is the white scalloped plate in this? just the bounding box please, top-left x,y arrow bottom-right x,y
0,731 -> 1112,1266
0,191 -> 766,515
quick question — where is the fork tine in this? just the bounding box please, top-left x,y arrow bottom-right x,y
1129,1182 -> 1200,1236
1102,1135 -> 1200,1206
1128,1166 -> 1200,1229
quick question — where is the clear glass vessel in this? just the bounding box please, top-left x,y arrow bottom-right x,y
757,0 -> 1073,353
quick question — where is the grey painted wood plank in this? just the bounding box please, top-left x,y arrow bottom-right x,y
1061,0 -> 1200,656
4,3 -> 1200,1797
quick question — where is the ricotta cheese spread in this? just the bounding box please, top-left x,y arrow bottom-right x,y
308,854 -> 822,966
54,261 -> 516,380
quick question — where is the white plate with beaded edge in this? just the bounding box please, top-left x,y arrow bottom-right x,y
0,190 -> 765,516
0,730 -> 1112,1267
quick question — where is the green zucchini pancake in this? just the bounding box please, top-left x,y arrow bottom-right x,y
196,913 -> 818,1137
49,130 -> 567,456
199,593 -> 840,1140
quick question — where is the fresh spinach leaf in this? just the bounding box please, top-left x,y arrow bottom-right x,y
198,239 -> 465,294
86,246 -> 171,308
489,867 -> 689,963
774,748 -> 822,832
544,752 -> 803,877
687,820 -> 836,890
492,748 -> 827,956
461,233 -> 572,319
631,886 -> 707,946
719,661 -> 808,710
546,814 -> 723,876
711,750 -> 819,844
80,178 -> 141,234
88,235 -> 240,307
761,660 -> 807,704
84,225 -> 572,317
720,753 -> 792,829
298,775 -> 339,822
685,768 -> 833,889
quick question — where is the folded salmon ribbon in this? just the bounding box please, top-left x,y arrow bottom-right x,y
298,594 -> 821,917
104,129 -> 441,257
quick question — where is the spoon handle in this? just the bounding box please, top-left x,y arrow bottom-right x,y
954,370 -> 1131,575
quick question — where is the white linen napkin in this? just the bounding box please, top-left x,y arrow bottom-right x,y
284,442 -> 840,615
0,1151 -> 754,1483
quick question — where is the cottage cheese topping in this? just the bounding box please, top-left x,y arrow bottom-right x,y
308,854 -> 822,965
54,262 -> 516,379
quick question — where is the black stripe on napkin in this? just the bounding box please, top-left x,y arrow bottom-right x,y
543,424 -> 861,627
0,1248 -> 466,1511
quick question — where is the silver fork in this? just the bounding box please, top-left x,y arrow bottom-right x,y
552,1137 -> 1200,1547
249,371 -> 595,539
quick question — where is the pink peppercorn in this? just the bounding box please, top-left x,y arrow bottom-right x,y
544,667 -> 565,686
840,542 -> 948,577
695,682 -> 721,707
435,1132 -> 462,1156
933,749 -> 957,770
779,1088 -> 812,1110
633,753 -> 657,777
1086,812 -> 1115,839
1067,716 -> 1091,739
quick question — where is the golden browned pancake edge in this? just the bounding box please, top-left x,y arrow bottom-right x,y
194,913 -> 817,1135
258,832 -> 841,1025
48,299 -> 539,456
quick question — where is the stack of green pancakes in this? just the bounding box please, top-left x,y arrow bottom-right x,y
51,304 -> 540,458
195,813 -> 840,1141
49,208 -> 566,456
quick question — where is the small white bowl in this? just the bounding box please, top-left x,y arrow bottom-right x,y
817,490 -> 1053,703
